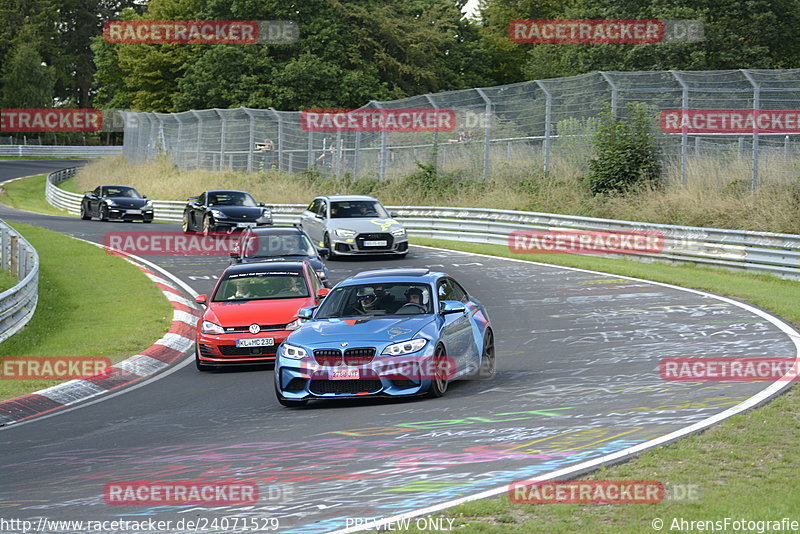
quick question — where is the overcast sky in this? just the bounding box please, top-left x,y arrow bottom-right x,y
462,0 -> 481,19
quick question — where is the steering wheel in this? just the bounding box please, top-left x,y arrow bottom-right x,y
397,303 -> 427,314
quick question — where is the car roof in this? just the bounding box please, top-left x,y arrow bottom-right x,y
224,260 -> 309,275
317,194 -> 379,202
244,226 -> 304,236
341,268 -> 442,285
100,185 -> 137,189
205,190 -> 251,195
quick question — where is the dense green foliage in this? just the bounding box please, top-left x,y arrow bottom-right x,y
586,102 -> 661,195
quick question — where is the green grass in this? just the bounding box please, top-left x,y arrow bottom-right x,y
0,223 -> 174,400
0,173 -> 71,216
407,237 -> 800,533
0,269 -> 19,293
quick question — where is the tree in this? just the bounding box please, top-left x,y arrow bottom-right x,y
1,29 -> 55,108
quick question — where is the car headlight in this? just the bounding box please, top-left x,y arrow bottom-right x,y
382,338 -> 427,356
391,227 -> 406,237
105,199 -> 118,207
335,228 -> 357,238
210,209 -> 227,218
143,201 -> 154,210
256,210 -> 272,223
282,343 -> 308,359
201,320 -> 224,334
285,318 -> 305,331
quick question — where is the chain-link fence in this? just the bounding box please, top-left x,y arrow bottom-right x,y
122,69 -> 800,189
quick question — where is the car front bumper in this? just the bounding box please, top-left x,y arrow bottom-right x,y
197,330 -> 290,366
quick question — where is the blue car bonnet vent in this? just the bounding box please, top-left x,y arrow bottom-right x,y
352,268 -> 430,279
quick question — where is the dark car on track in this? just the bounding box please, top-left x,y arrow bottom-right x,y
80,185 -> 154,222
182,190 -> 273,234
230,225 -> 332,287
194,260 -> 330,370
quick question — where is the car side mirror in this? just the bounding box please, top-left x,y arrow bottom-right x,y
258,202 -> 266,207
316,288 -> 331,300
142,195 -> 148,199
194,294 -> 208,305
318,247 -> 330,258
440,300 -> 465,315
297,306 -> 317,320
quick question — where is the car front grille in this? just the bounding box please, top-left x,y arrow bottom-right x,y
343,347 -> 375,365
199,344 -> 217,358
223,324 -> 287,333
309,380 -> 382,395
313,349 -> 342,366
355,233 -> 393,251
218,345 -> 278,357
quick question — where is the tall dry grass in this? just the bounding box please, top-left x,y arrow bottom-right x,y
74,154 -> 800,234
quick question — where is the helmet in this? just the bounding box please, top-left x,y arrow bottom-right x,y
357,286 -> 377,308
404,287 -> 423,300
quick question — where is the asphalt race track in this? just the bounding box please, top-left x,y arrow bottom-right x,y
0,162 -> 797,533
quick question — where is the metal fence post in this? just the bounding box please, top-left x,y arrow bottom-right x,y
307,130 -> 314,171
670,70 -> 689,186
534,80 -> 552,173
244,108 -> 256,172
371,101 -> 388,181
9,235 -> 18,278
270,108 -> 283,172
423,94 -> 440,174
599,71 -> 618,117
741,69 -> 760,191
353,132 -> 361,179
191,110 -> 202,169
475,88 -> 492,180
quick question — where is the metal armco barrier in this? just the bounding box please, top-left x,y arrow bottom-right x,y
0,145 -> 122,158
0,220 -> 39,343
46,167 -> 800,280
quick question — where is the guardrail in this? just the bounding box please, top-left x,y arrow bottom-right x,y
0,221 -> 39,343
0,145 -> 122,158
46,167 -> 800,280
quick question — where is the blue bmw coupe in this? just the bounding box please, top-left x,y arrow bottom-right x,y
273,268 -> 495,407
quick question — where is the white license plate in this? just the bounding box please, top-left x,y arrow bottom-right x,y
127,209 -> 142,214
235,337 -> 274,348
330,368 -> 360,380
237,222 -> 257,228
363,240 -> 387,247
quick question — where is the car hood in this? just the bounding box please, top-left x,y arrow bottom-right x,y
208,206 -> 266,218
327,217 -> 405,234
107,198 -> 148,208
288,315 -> 434,346
205,297 -> 315,326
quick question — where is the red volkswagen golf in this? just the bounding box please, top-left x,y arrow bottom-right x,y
194,260 -> 330,370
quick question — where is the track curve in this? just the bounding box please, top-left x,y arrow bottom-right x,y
0,163 -> 797,533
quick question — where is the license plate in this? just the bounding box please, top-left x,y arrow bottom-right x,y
235,337 -> 274,348
127,209 -> 142,214
330,368 -> 360,380
237,222 -> 257,228
364,240 -> 387,247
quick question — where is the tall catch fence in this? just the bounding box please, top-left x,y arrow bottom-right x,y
122,69 -> 800,189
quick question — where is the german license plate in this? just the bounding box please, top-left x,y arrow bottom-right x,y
330,368 -> 360,380
237,222 -> 257,228
236,337 -> 274,348
364,240 -> 387,247
127,209 -> 142,214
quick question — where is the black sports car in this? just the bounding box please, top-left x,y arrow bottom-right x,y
230,225 -> 332,287
80,185 -> 154,222
182,190 -> 273,234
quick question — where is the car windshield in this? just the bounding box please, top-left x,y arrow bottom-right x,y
208,192 -> 257,207
315,283 -> 432,318
243,233 -> 317,258
330,200 -> 389,219
212,270 -> 309,302
104,186 -> 141,198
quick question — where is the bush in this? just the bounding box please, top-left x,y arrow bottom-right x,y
586,102 -> 661,195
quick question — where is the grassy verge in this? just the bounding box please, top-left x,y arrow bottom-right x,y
0,223 -> 173,400
73,156 -> 800,234
0,269 -> 18,293
408,237 -> 800,533
0,173 -> 71,216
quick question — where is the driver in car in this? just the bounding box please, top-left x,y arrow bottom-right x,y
354,287 -> 380,314
397,287 -> 426,314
